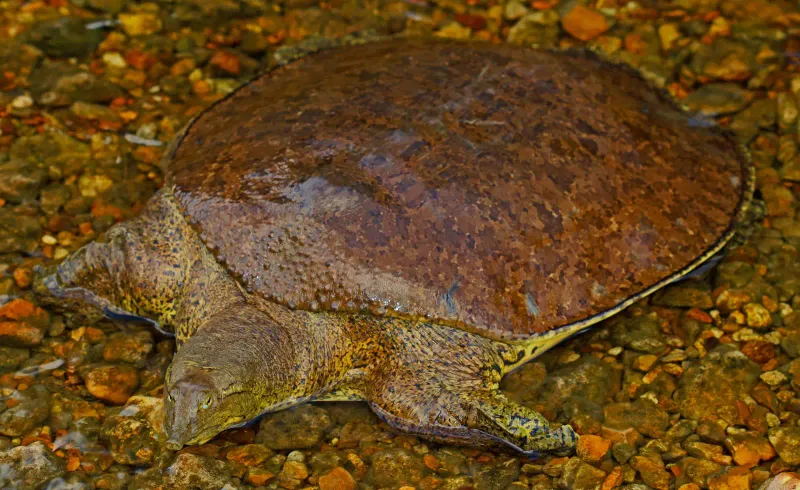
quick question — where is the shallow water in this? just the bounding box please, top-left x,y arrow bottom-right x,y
1,0 -> 800,489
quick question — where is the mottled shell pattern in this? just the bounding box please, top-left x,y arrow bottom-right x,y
165,38 -> 752,341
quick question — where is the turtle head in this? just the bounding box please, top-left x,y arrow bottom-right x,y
164,361 -> 260,450
163,305 -> 295,450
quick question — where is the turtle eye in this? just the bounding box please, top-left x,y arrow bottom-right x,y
167,393 -> 175,403
200,394 -> 213,410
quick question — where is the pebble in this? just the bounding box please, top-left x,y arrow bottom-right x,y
683,84 -> 750,117
768,427 -> 800,465
0,299 -> 49,347
503,0 -> 528,21
561,6 -> 609,41
556,457 -> 606,490
0,441 -> 65,490
744,303 -> 772,328
707,467 -> 751,490
576,434 -> 611,463
319,466 -> 356,490
164,453 -> 234,489
676,347 -> 760,421
759,370 -> 787,386
118,13 -> 163,36
368,448 -> 428,488
675,457 -> 724,488
103,396 -> 165,465
0,385 -> 51,437
83,363 -> 139,405
604,399 -> 669,438
256,405 -> 331,450
760,473 -> 800,490
507,11 -> 560,47
225,444 -> 272,467
629,455 -> 670,490
724,432 -> 775,466
103,331 -> 154,365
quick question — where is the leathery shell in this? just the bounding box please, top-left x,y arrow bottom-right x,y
166,38 -> 752,341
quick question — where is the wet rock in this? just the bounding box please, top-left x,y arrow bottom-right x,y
0,346 -> 29,370
0,441 -> 65,490
279,460 -> 309,487
507,11 -> 560,47
653,281 -> 714,309
103,331 -> 154,365
368,448 -> 428,488
10,130 -> 90,174
675,457 -> 724,488
744,303 -> 772,328
246,468 -> 275,487
82,363 -> 139,405
473,457 -> 520,490
556,457 -> 606,490
0,384 -> 51,437
225,443 -> 272,467
502,361 -> 547,406
164,453 -> 236,489
731,99 -> 778,140
768,427 -> 800,465
576,434 -> 611,463
604,398 -> 669,438
256,404 -> 331,450
0,159 -> 45,204
630,455 -> 670,490
25,18 -> 104,57
0,208 -> 41,254
777,92 -> 798,132
683,84 -> 750,117
676,346 -> 761,422
724,432 -> 775,467
319,467 -> 355,490
691,38 -> 757,81
685,440 -> 730,464
761,185 -> 796,217
102,396 -> 165,465
504,0 -> 528,20
782,157 -> 800,182
45,474 -> 93,490
760,473 -> 800,490
561,6 -> 609,41
39,184 -> 71,215
612,442 -> 636,464
708,467 -> 751,490
537,356 -> 615,411
86,0 -> 128,13
70,101 -> 121,123
119,13 -> 163,36
781,331 -> 800,358
29,62 -> 124,106
0,299 -> 50,347
611,313 -> 666,354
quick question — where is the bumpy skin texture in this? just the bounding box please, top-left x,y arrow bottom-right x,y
35,39 -> 752,455
168,38 -> 750,340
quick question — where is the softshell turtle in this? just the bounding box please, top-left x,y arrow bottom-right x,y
35,38 -> 753,455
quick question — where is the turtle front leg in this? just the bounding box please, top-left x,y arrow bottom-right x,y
364,322 -> 577,456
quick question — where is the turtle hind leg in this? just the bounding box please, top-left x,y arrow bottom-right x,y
365,321 -> 577,455
470,393 -> 577,455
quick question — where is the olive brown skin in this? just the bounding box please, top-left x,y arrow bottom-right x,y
34,38 -> 752,455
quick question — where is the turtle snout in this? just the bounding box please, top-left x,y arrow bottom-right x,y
163,390 -> 193,451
